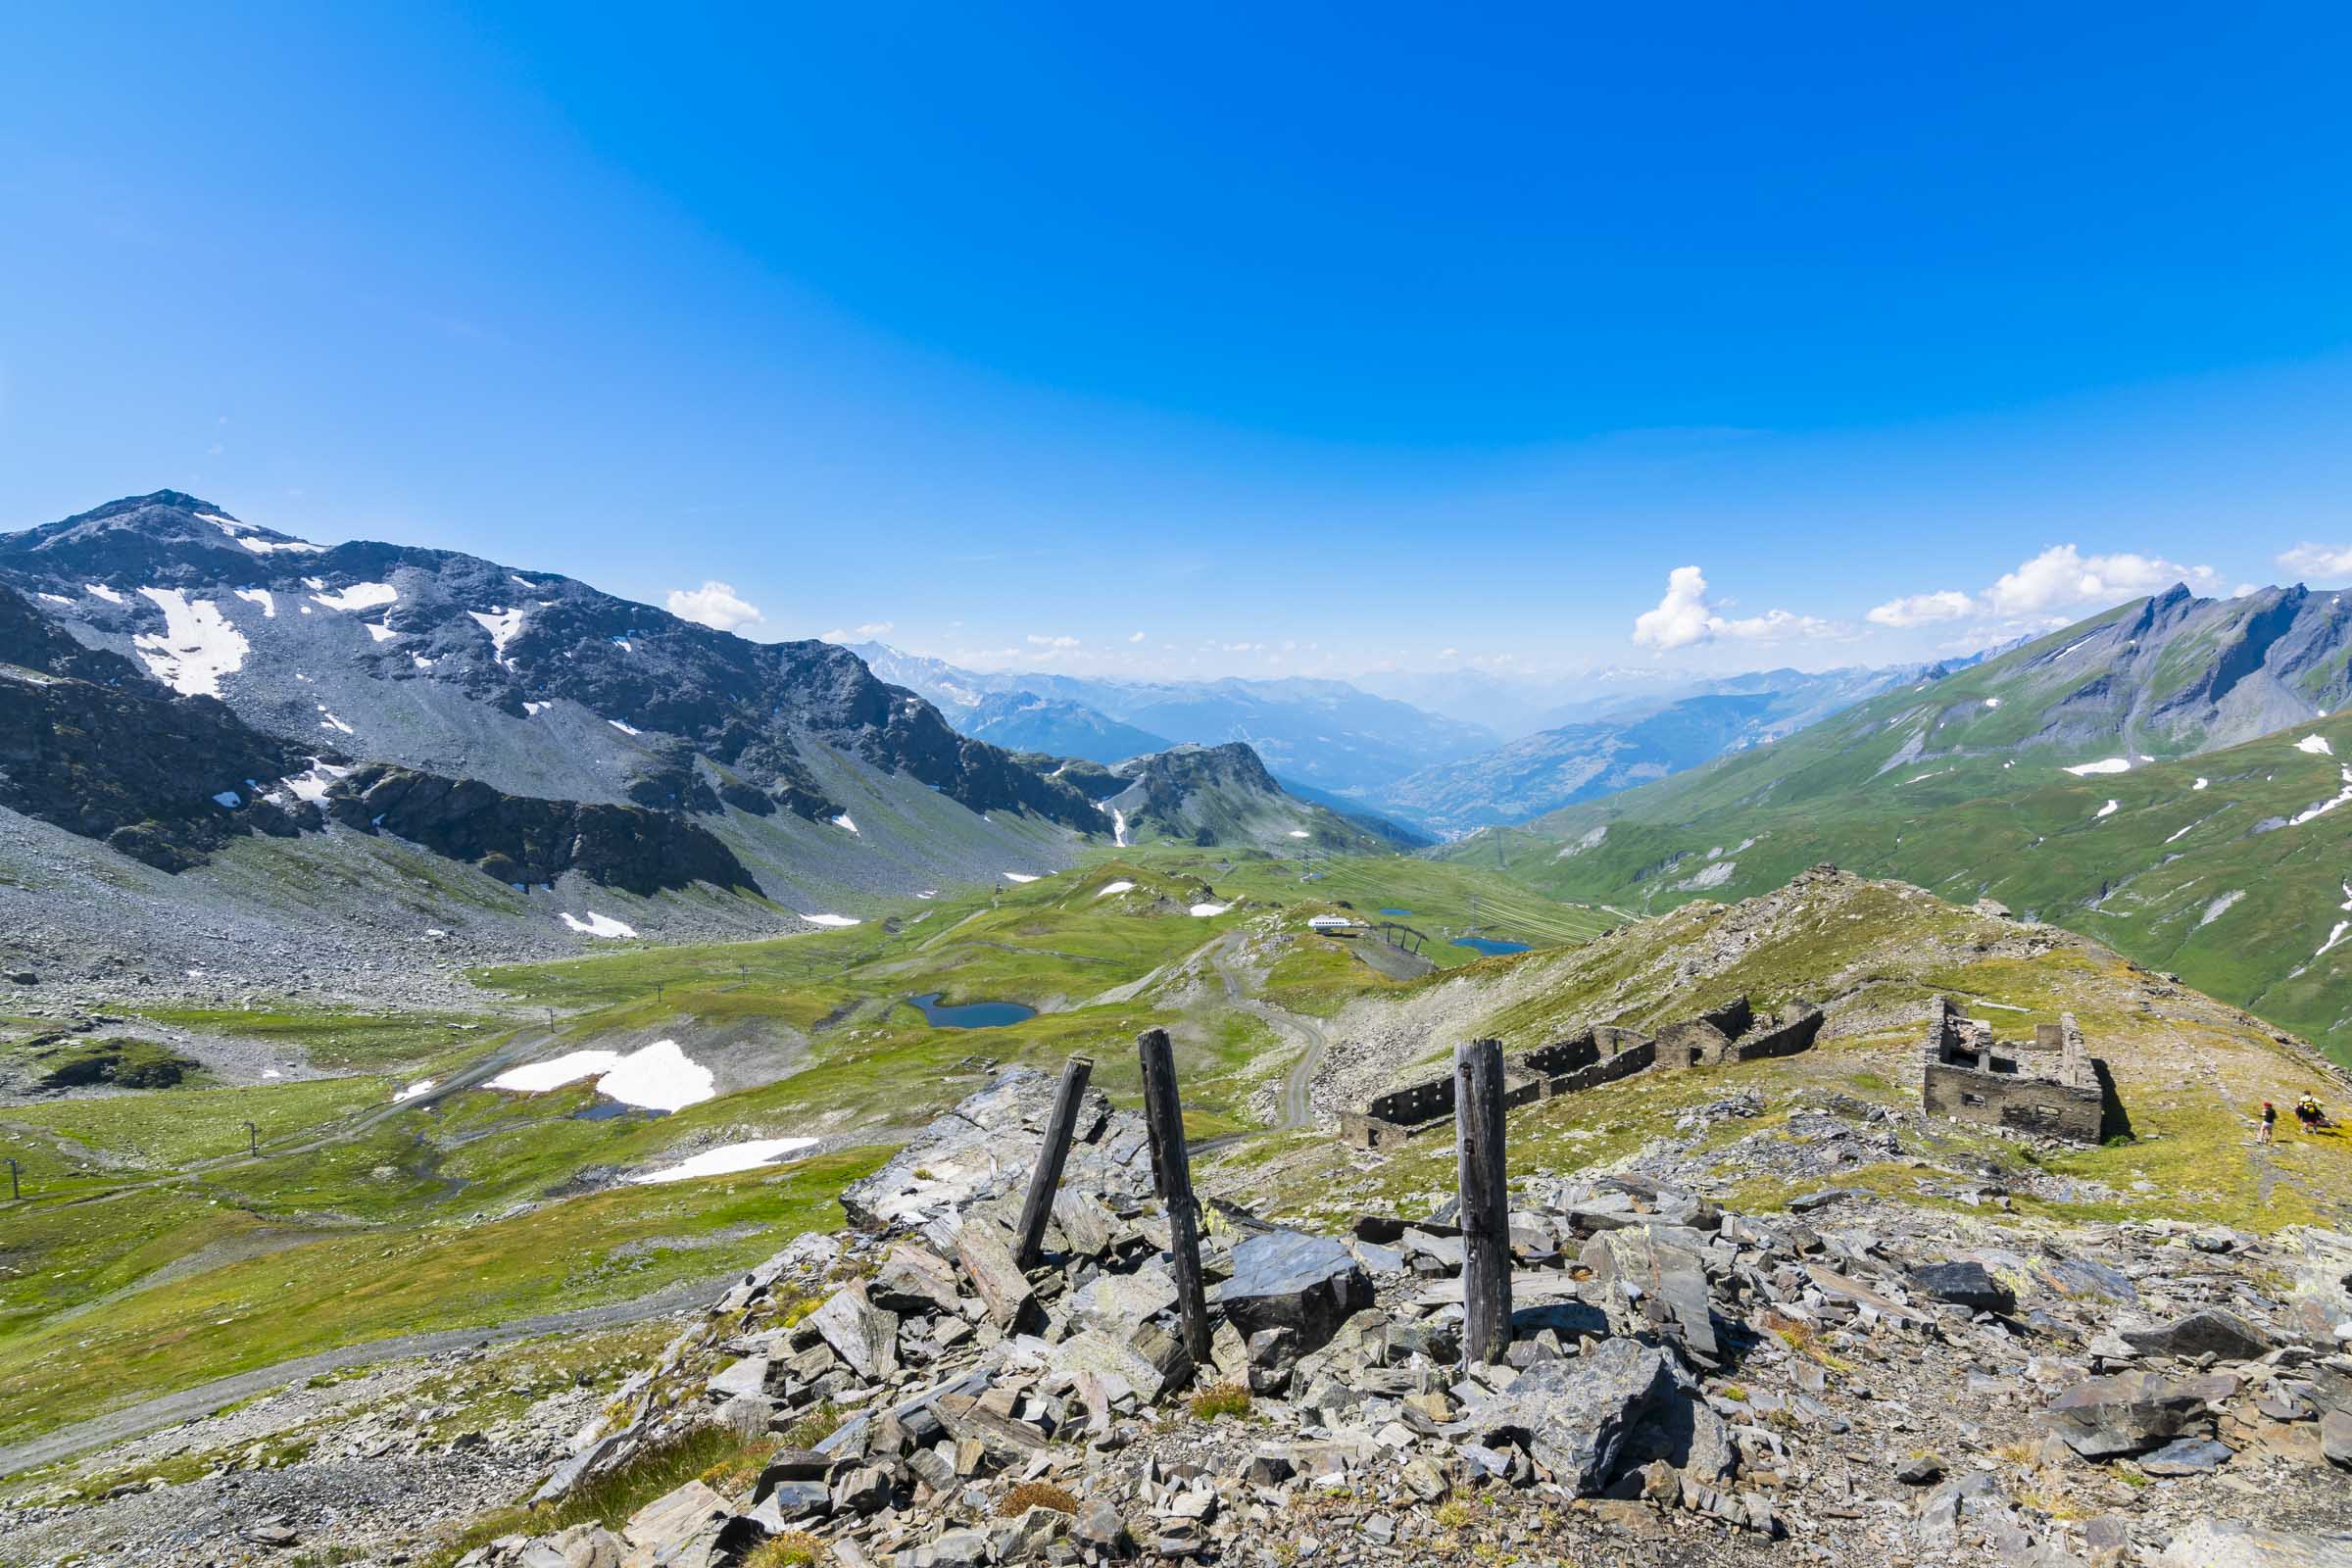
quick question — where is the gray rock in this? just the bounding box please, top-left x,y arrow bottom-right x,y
1218,1230 -> 1373,1352
1476,1336 -> 1680,1494
2120,1308 -> 2271,1362
1073,1497 -> 1129,1552
808,1282 -> 901,1381
2044,1370 -> 2230,1458
705,1356 -> 771,1399
1907,1261 -> 2016,1315
1894,1452 -> 1943,1485
2137,1437 -> 2233,1475
1581,1227 -> 1719,1365
2323,1409 -> 2352,1467
2158,1520 -> 2352,1567
871,1243 -> 963,1316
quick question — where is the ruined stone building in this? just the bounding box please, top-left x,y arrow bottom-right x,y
1340,995 -> 1825,1150
1920,998 -> 2108,1143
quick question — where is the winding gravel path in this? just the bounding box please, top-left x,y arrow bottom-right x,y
1208,932 -> 1328,1132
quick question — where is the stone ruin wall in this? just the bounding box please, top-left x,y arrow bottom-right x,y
1919,998 -> 2106,1144
1340,1001 -> 1816,1151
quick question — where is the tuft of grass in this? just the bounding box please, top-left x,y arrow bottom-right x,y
1188,1382 -> 1251,1420
744,1536 -> 826,1568
998,1480 -> 1081,1516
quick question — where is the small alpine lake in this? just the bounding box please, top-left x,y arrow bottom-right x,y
904,991 -> 1038,1029
1451,936 -> 1532,956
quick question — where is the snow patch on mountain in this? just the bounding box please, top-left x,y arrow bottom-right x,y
132,587 -> 248,697
559,910 -> 638,939
312,581 -> 398,612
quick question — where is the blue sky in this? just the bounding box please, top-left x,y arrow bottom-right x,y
4,4 -> 2351,680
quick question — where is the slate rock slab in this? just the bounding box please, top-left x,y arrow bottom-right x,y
1907,1260 -> 2016,1315
2045,1370 -> 2231,1458
808,1281 -> 900,1381
2120,1307 -> 2272,1362
1218,1230 -> 1373,1351
1475,1336 -> 1680,1494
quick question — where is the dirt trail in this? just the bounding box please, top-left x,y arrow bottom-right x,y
1207,933 -> 1328,1132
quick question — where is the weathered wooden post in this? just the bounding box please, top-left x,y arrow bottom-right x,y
1138,1028 -> 1211,1364
1013,1054 -> 1094,1268
243,1120 -> 258,1157
1455,1036 -> 1513,1363
5,1157 -> 19,1201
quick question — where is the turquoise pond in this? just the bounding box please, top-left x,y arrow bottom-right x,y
905,992 -> 1038,1028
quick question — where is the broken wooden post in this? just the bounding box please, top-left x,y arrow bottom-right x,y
1013,1054 -> 1094,1269
1455,1035 -> 1513,1363
1138,1027 -> 1212,1365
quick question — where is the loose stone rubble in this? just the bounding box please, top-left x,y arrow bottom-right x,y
450,1068 -> 2352,1568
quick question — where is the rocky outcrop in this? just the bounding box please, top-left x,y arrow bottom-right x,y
0,582 -> 321,870
321,763 -> 756,895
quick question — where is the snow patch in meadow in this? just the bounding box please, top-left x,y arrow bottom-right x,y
2297,735 -> 2334,756
2065,758 -> 2132,776
2094,800 -> 2119,818
393,1079 -> 436,1102
1003,871 -> 1041,883
313,581 -> 398,612
2317,922 -> 2349,960
1288,829 -> 1310,839
832,813 -> 859,834
2287,765 -> 2352,828
595,1040 -> 714,1111
2164,820 -> 2197,844
133,588 -> 249,697
2193,778 -> 2210,791
1097,880 -> 1136,898
630,1137 -> 818,1185
1189,902 -> 1233,917
560,910 -> 638,939
232,588 -> 276,618
2198,891 -> 2243,927
801,912 -> 861,927
85,583 -> 126,605
489,1050 -> 620,1093
485,1041 -> 714,1110
1983,697 -> 2001,709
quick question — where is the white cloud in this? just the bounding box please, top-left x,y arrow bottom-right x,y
1632,566 -> 1718,651
665,581 -> 763,632
816,621 -> 894,643
1631,566 -> 1836,650
1867,589 -> 1976,627
2278,543 -> 2352,580
1985,546 -> 2219,616
1025,633 -> 1079,649
1128,630 -> 1146,643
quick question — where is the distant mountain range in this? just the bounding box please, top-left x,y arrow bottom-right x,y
1445,584 -> 2352,1062
1369,664 -> 1936,836
1046,741 -> 1422,855
851,642 -> 1959,835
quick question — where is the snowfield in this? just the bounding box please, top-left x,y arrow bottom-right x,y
487,1039 -> 714,1111
560,910 -> 639,939
801,913 -> 861,927
312,581 -> 399,612
133,587 -> 249,697
629,1137 -> 818,1185
2065,758 -> 2132,776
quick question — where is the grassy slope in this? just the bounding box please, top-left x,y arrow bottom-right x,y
1213,870 -> 2352,1245
0,849 -> 1602,1444
1448,655 -> 2352,1061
